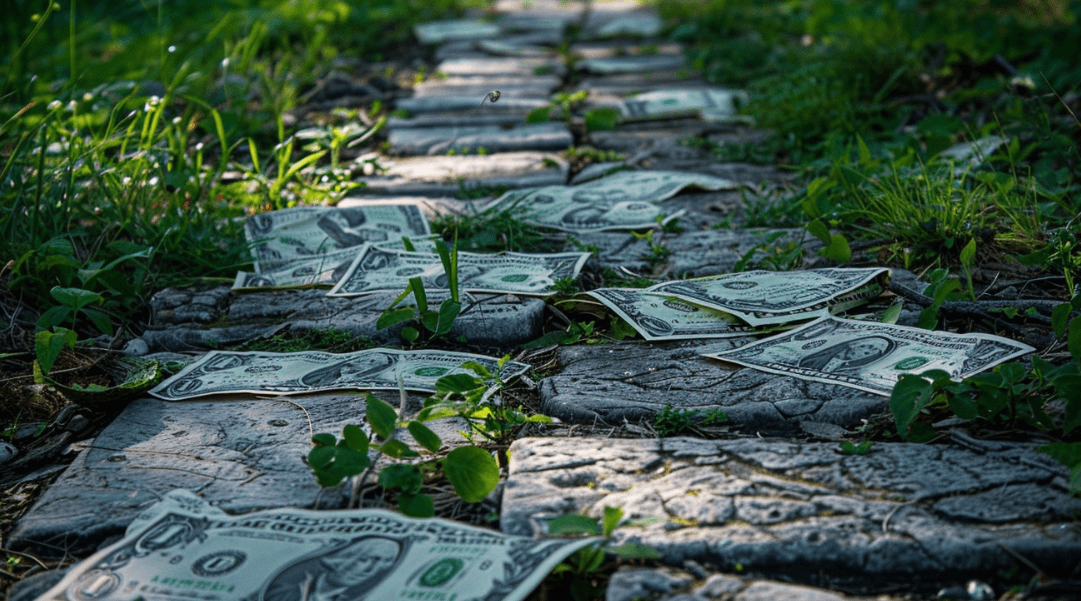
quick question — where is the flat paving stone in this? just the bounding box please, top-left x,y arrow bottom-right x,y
606,568 -> 886,601
10,393 -> 473,555
537,341 -> 888,434
582,2 -> 663,39
567,228 -> 824,277
413,74 -> 561,98
502,436 -> 1081,589
579,55 -> 689,75
389,121 -> 573,156
435,56 -> 566,77
354,152 -> 569,195
387,114 -> 531,129
145,286 -> 546,351
396,95 -> 549,115
577,73 -> 707,96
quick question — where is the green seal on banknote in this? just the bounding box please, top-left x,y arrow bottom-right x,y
415,366 -> 450,377
894,357 -> 930,370
501,274 -> 529,282
419,558 -> 465,586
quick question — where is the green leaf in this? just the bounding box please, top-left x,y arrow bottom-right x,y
889,372 -> 940,440
407,421 -> 442,454
806,219 -> 831,245
83,307 -> 114,336
601,506 -> 623,538
36,305 -> 72,331
856,134 -> 872,164
584,108 -> 619,132
311,433 -> 337,447
35,328 -> 76,375
341,424 -> 370,453
547,514 -> 601,536
376,439 -> 419,459
366,395 -> 399,439
525,106 -> 552,123
409,277 -> 428,314
49,286 -> 103,313
959,238 -> 977,269
306,443 -> 371,488
397,492 -> 435,517
378,463 -> 424,494
839,440 -> 873,455
442,446 -> 499,503
433,300 -> 461,336
402,326 -> 420,342
435,373 -> 483,396
377,307 -> 417,330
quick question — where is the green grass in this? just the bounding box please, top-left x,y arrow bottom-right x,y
1,0 -> 478,344
658,0 -> 1081,287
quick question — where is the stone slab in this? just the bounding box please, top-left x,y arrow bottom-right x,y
435,56 -> 566,77
579,55 -> 688,75
355,152 -> 568,195
502,436 -> 1081,587
396,95 -> 549,115
582,4 -> 663,39
565,228 -> 826,277
413,74 -> 561,98
576,74 -> 707,96
663,229 -> 829,277
10,393 -> 472,555
145,287 -> 546,351
606,568 -> 888,601
389,122 -> 573,156
537,341 -> 888,434
387,114 -> 530,129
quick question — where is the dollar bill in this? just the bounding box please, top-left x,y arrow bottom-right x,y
38,489 -> 598,601
705,316 -> 1034,396
619,88 -> 750,123
327,245 -> 590,297
245,205 -> 431,274
488,170 -> 736,233
233,236 -> 445,291
648,268 -> 890,327
149,349 -> 530,401
586,288 -> 758,340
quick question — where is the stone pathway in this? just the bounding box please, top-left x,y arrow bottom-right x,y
8,1 -> 1079,600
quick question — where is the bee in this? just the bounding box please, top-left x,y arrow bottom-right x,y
480,90 -> 501,105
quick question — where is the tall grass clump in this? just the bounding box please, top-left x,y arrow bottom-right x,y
1,0 -> 476,340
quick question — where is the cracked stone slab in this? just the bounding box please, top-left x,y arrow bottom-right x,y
354,152 -> 568,195
10,393 -> 472,555
389,121 -> 572,156
663,229 -> 829,276
145,286 -> 546,352
565,228 -> 826,277
537,341 -> 888,434
606,567 -> 892,601
502,436 -> 1081,588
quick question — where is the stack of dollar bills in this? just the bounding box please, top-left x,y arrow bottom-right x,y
586,268 -> 891,341
234,204 -> 434,290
